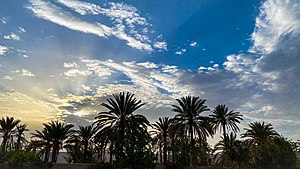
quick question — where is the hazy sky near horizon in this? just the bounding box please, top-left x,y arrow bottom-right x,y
1,0 -> 300,144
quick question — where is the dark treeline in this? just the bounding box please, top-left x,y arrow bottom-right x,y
0,92 -> 299,169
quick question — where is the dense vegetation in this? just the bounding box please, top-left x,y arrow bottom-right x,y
0,92 -> 299,169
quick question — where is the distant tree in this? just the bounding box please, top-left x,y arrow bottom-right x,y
31,127 -> 52,162
0,116 -> 20,151
44,121 -> 74,163
171,96 -> 213,167
152,117 -> 172,165
77,125 -> 95,162
94,92 -> 150,161
14,124 -> 29,150
241,122 -> 279,146
210,104 -> 243,139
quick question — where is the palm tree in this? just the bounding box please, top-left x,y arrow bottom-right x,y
171,96 -> 213,167
152,117 -> 172,164
31,127 -> 52,162
214,133 -> 241,168
44,121 -> 74,162
0,116 -> 20,151
94,92 -> 150,160
14,124 -> 29,150
241,122 -> 279,146
210,105 -> 243,139
77,125 -> 95,162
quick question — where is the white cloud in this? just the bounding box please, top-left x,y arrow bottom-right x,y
0,46 -> 8,55
190,41 -> 197,47
21,69 -> 35,77
64,69 -> 89,77
2,76 -> 14,80
175,48 -> 186,55
64,62 -> 77,68
28,0 -> 158,51
153,41 -> 168,51
19,27 -> 26,33
0,17 -> 7,24
4,33 -> 21,41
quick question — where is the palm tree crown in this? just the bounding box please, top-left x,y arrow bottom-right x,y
210,104 -> 243,138
241,122 -> 279,145
171,96 -> 213,166
152,117 -> 172,164
0,116 -> 20,151
94,92 -> 150,158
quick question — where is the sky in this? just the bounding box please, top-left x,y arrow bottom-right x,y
0,0 -> 300,145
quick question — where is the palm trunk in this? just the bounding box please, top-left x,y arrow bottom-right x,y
1,134 -> 8,151
190,124 -> 195,168
44,145 -> 51,162
84,140 -> 88,161
109,143 -> 113,163
223,123 -> 226,139
51,143 -> 59,163
159,142 -> 163,164
163,134 -> 167,164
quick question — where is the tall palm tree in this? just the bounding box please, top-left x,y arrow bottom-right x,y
14,124 -> 29,150
152,117 -> 172,164
44,121 -> 74,162
0,116 -> 20,151
241,122 -> 279,146
94,92 -> 149,160
171,96 -> 213,167
210,105 -> 243,139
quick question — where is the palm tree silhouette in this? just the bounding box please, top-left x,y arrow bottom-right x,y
171,96 -> 213,167
44,121 -> 74,162
77,125 -> 95,162
152,117 -> 172,164
31,127 -> 52,162
14,124 -> 29,150
94,92 -> 150,160
0,116 -> 20,151
210,104 -> 243,139
241,122 -> 279,146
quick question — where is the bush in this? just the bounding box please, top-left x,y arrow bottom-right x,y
7,151 -> 40,168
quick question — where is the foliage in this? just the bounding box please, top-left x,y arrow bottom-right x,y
250,136 -> 299,169
0,116 -> 21,151
171,96 -> 213,166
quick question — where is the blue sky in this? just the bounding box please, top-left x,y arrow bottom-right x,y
0,0 -> 300,144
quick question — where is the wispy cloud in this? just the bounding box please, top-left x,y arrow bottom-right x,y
190,41 -> 197,47
27,0 -> 166,51
175,48 -> 186,55
21,69 -> 35,77
4,33 -> 21,41
0,45 -> 8,55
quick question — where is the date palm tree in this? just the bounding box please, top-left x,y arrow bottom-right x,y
171,96 -> 213,167
44,121 -> 74,163
152,117 -> 172,164
241,122 -> 279,146
0,116 -> 20,151
210,105 -> 243,139
14,124 -> 29,150
77,125 -> 95,162
94,92 -> 150,160
31,127 -> 52,162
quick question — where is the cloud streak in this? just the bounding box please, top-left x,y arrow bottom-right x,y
27,0 -> 166,51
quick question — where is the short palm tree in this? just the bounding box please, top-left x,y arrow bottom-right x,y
94,92 -> 150,159
241,122 -> 279,146
210,105 -> 243,139
31,127 -> 52,162
44,121 -> 74,162
0,116 -> 20,151
77,125 -> 95,162
171,96 -> 213,167
152,117 -> 172,164
14,124 -> 29,150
